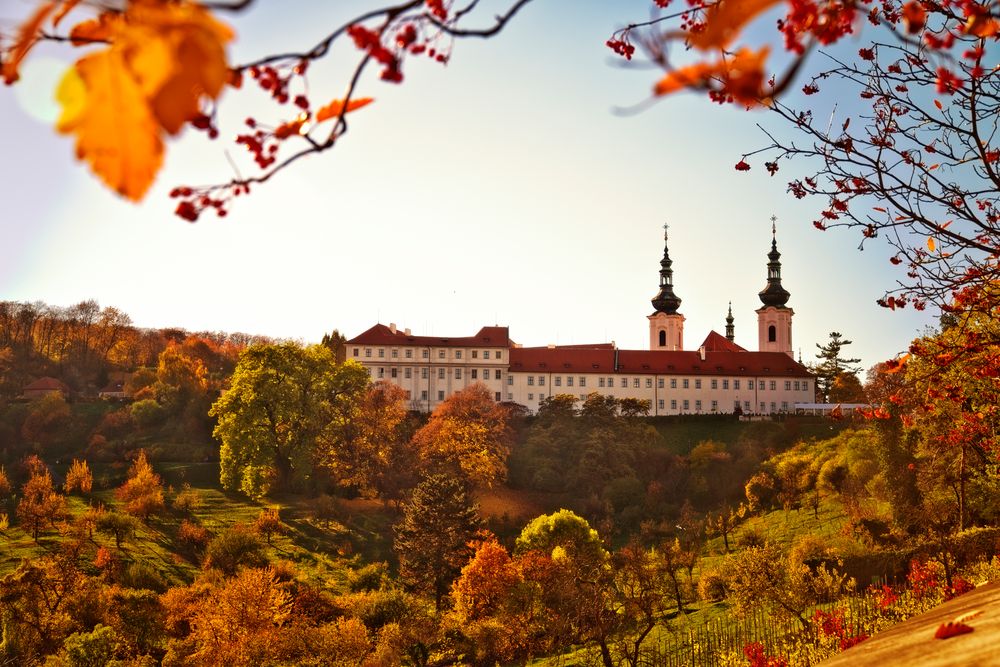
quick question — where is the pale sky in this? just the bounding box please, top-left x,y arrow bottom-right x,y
0,0 -> 935,372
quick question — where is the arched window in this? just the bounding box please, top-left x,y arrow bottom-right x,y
658,330 -> 667,347
768,325 -> 776,343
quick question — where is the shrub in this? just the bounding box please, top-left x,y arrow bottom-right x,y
698,569 -> 728,602
253,508 -> 286,544
950,526 -> 1000,566
348,562 -> 390,592
172,484 -> 203,513
129,399 -> 165,428
737,527 -> 767,549
120,562 -> 168,593
177,520 -> 210,550
204,524 -> 267,575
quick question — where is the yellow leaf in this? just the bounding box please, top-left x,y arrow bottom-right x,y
689,0 -> 784,51
68,13 -> 123,46
57,50 -> 164,201
315,97 -> 375,123
927,237 -> 936,252
2,1 -> 57,85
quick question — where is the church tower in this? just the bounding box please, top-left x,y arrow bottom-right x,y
756,219 -> 794,357
649,224 -> 685,351
725,302 -> 735,342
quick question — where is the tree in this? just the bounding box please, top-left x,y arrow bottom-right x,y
411,384 -> 514,487
63,459 -> 92,495
320,329 -> 348,364
204,524 -> 268,575
95,511 -> 141,550
116,450 -> 164,521
394,474 -> 482,611
211,343 -> 369,497
814,332 -> 862,403
253,508 -> 286,545
16,456 -> 66,541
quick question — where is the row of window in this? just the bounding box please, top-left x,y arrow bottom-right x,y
518,393 -> 792,414
419,389 -> 503,402
374,367 -> 504,381
358,347 -> 503,361
517,375 -> 810,392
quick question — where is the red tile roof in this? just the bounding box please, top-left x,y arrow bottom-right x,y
23,377 -> 70,392
700,330 -> 747,353
510,347 -> 616,373
347,324 -> 511,348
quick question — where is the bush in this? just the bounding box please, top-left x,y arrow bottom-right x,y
172,484 -> 203,513
698,569 -> 728,602
177,520 -> 210,550
130,399 -> 165,428
204,525 -> 267,575
120,562 -> 167,592
951,526 -> 1000,566
737,527 -> 767,549
348,562 -> 390,592
790,534 -> 835,565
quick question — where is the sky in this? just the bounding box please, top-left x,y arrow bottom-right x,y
0,0 -> 936,373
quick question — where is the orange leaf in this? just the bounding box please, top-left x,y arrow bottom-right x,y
654,47 -> 770,107
654,61 -> 716,96
966,14 -> 1000,38
934,99 -> 943,110
56,50 -> 164,201
68,13 -> 123,45
273,118 -> 306,139
2,1 -> 57,85
934,622 -> 974,639
315,97 -> 375,122
927,237 -> 936,252
689,0 -> 784,50
928,163 -> 939,170
873,206 -> 887,212
51,0 -> 82,28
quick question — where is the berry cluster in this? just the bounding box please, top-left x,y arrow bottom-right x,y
605,37 -> 635,60
170,183 -> 249,222
348,24 -> 404,82
248,64 -> 299,104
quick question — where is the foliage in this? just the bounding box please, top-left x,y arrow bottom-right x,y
813,333 -> 862,403
17,456 -> 66,541
203,524 -> 268,576
95,511 -> 141,550
411,384 -> 515,487
116,451 -> 164,520
53,624 -> 120,667
210,343 -> 369,497
394,474 -> 482,611
252,508 -> 286,545
63,459 -> 92,495
129,399 -> 165,428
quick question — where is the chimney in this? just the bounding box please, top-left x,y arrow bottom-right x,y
404,328 -> 411,336
547,343 -> 556,349
389,322 -> 397,334
699,346 -> 706,361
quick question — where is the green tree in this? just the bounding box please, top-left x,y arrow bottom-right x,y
395,474 -> 482,611
814,332 -> 862,403
95,511 -> 140,550
204,525 -> 268,576
320,329 -> 348,364
210,343 -> 369,497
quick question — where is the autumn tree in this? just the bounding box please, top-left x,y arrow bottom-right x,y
411,383 -> 514,488
210,343 -> 369,497
116,450 -> 164,521
96,511 -> 141,550
16,456 -> 66,541
814,332 -> 863,403
395,474 -> 483,611
253,508 -> 286,545
0,554 -> 83,662
63,458 -> 92,495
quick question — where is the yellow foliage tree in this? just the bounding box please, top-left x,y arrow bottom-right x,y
116,450 -> 164,520
63,458 -> 93,495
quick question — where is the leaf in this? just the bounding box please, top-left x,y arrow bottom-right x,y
52,0 -> 82,28
315,97 -> 375,123
653,47 -> 770,107
934,99 -> 943,110
928,163 -> 940,170
873,207 -> 887,212
654,61 -> 716,96
68,13 -> 123,45
927,237 -> 936,252
689,0 -> 784,50
2,1 -> 57,85
966,14 -> 1000,38
954,610 -> 983,624
56,50 -> 164,201
934,622 -> 974,639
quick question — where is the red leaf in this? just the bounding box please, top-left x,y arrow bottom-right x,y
935,622 -> 974,639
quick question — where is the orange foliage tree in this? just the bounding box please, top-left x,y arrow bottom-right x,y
63,458 -> 93,494
16,455 -> 66,541
116,450 -> 165,520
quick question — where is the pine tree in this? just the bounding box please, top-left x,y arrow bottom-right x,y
394,474 -> 482,611
814,332 -> 862,403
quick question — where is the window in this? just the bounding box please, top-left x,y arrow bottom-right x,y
803,381 -> 810,393
608,377 -> 614,386
770,380 -> 777,391
483,368 -> 489,380
683,399 -> 690,410
579,377 -> 586,387
438,390 -> 445,401
555,376 -> 562,387
734,400 -> 740,411
391,349 -> 398,358
659,330 -> 666,346
495,392 -> 501,401
567,377 -> 574,387
671,399 -> 677,410
438,368 -> 445,379
405,349 -> 412,358
496,351 -> 502,360
759,380 -> 766,390
507,375 -> 513,385
658,378 -> 664,389
472,370 -> 478,379
711,400 -> 718,411
390,368 -> 397,378
472,351 -> 479,359
695,400 -> 702,411
744,401 -> 750,411
723,379 -> 729,390
539,376 -> 546,386
683,379 -> 689,389
711,379 -> 718,389
621,378 -> 627,388
768,325 -> 776,342
455,368 -> 462,379
507,393 -> 513,400
353,348 -> 359,356
422,349 -> 429,359
378,348 -> 385,358
527,376 -> 535,386
782,401 -> 789,411
785,380 -> 792,390
580,394 -> 586,401
599,377 -> 605,388
405,390 -> 411,399
658,399 -> 665,409
455,350 -> 462,359
770,402 -> 777,413
670,378 -> 677,389
378,368 -> 385,378
633,378 -> 640,388
695,379 -> 702,389
733,379 -> 739,390
365,348 -> 372,358
438,350 -> 445,359
539,393 -> 546,401
646,378 -> 652,388
405,368 -> 412,379
484,351 -> 490,359
495,370 -> 501,380
421,368 -> 428,379
528,393 -> 534,401
760,402 -> 766,412
794,380 -> 801,391
420,390 -> 428,400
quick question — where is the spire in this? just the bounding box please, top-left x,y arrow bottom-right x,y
725,302 -> 735,342
651,223 -> 682,314
758,215 -> 791,308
